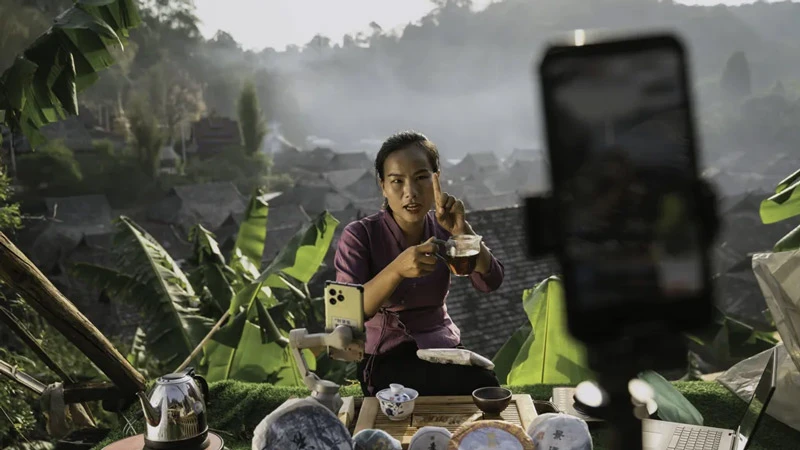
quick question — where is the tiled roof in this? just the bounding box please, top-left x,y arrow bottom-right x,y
147,181 -> 247,230
323,168 -> 370,190
445,206 -> 560,359
329,152 -> 372,170
344,175 -> 381,200
191,117 -> 241,154
463,193 -> 521,212
269,185 -> 354,215
44,194 -> 113,228
465,152 -> 499,169
40,116 -> 94,151
504,148 -> 543,166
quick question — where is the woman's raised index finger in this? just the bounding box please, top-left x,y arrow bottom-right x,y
432,172 -> 443,206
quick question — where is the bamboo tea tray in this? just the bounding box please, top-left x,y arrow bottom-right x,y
351,394 -> 537,448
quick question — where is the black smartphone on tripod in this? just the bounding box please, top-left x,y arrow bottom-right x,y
536,31 -> 717,345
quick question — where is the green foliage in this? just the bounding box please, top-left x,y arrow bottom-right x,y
760,167 -> 800,251
183,145 -> 273,194
686,307 -> 778,369
71,216 -> 215,374
0,287 -> 124,448
237,80 -> 266,156
0,0 -> 142,145
0,350 -> 38,447
15,138 -> 82,194
126,95 -> 164,178
205,211 -> 340,384
70,191 -> 340,384
0,163 -> 21,231
495,276 -> 592,386
231,190 -> 270,270
638,370 -> 704,426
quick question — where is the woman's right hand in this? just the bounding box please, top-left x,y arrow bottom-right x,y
390,237 -> 441,279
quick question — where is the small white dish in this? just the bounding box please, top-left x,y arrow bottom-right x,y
409,426 -> 451,450
376,383 -> 418,421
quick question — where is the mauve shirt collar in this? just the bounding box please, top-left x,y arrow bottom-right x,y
380,208 -> 437,248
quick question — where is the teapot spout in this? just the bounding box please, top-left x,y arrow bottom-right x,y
137,391 -> 161,426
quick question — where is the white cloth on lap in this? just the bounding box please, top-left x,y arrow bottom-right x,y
416,348 -> 495,370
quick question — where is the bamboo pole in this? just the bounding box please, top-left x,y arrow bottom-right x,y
0,358 -> 46,394
0,305 -> 96,423
0,305 -> 73,382
176,311 -> 230,373
0,232 -> 146,399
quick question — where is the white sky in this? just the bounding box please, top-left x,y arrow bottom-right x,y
193,0 -> 783,51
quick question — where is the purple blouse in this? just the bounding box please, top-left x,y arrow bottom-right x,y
333,209 -> 505,355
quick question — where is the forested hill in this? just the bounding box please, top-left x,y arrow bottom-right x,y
4,0 -> 800,157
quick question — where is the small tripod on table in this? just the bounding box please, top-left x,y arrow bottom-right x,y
287,325 -> 365,414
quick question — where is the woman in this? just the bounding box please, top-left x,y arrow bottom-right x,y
333,131 -> 505,397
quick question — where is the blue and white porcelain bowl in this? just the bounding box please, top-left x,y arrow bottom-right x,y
376,383 -> 418,421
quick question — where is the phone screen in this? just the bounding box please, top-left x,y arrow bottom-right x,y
542,44 -> 704,309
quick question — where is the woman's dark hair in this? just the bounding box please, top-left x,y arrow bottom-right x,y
375,131 -> 440,181
374,131 -> 440,210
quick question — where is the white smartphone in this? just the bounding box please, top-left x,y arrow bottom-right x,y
324,281 -> 365,332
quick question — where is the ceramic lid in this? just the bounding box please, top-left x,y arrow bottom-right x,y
378,383 -> 414,402
409,426 -> 451,450
449,420 -> 534,450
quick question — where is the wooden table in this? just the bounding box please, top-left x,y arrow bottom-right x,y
349,394 -> 537,449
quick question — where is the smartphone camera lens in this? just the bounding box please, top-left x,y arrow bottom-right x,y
329,298 -> 336,305
328,289 -> 336,296
337,294 -> 344,302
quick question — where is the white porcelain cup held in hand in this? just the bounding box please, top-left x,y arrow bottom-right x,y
376,383 -> 418,421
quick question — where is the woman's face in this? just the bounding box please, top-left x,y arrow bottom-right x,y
380,145 -> 436,225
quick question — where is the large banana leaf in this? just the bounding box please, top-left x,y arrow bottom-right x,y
0,0 -> 140,145
685,306 -> 778,367
229,211 -> 339,315
760,168 -> 800,225
187,224 -> 236,315
204,211 -> 338,384
203,302 -> 315,383
492,321 -> 532,385
506,276 -> 593,385
638,370 -> 704,425
231,189 -> 270,270
72,216 -> 213,370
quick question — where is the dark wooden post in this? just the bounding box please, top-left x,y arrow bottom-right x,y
0,231 -> 146,398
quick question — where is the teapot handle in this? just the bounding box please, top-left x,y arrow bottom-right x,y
194,375 -> 210,407
177,367 -> 210,406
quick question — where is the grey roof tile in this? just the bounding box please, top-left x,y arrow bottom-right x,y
445,206 -> 559,359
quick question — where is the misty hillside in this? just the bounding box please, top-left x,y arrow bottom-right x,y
5,0 -> 800,161
251,0 -> 800,158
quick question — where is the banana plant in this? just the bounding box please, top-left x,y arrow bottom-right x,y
760,167 -> 800,251
0,0 -> 141,146
71,216 -> 215,374
73,189 -> 341,384
492,276 -> 593,385
201,210 -> 340,384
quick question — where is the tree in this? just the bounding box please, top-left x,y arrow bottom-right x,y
720,50 -> 752,99
139,60 -> 206,144
0,0 -> 142,146
73,194 -> 341,383
127,95 -> 164,178
15,139 -> 82,194
0,164 -> 21,231
238,81 -> 267,156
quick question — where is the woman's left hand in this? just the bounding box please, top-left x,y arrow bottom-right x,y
433,173 -> 468,235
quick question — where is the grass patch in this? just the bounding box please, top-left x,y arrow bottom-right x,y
95,381 -> 799,450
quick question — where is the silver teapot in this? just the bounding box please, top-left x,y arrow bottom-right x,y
136,367 -> 209,449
